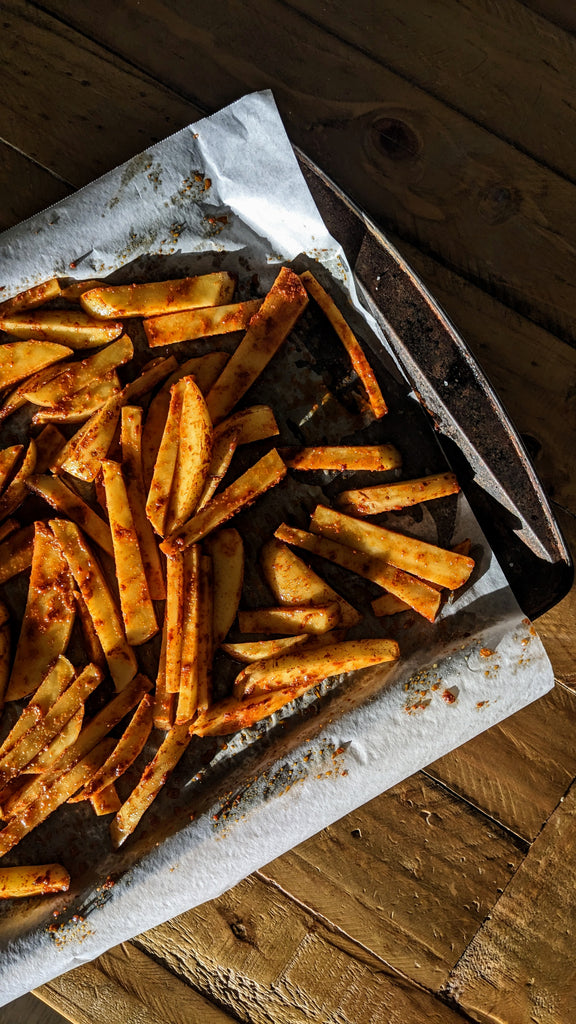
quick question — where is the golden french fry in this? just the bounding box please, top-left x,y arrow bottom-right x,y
235,638 -> 400,699
90,784 -> 122,815
2,674 -> 152,821
0,439 -> 36,523
222,635 -> 310,663
0,663 -> 102,786
153,616 -> 176,731
371,593 -> 411,617
0,658 -> 74,761
141,351 -> 228,489
238,603 -> 341,636
54,390 -> 124,482
176,545 -> 201,724
300,270 -> 387,419
23,706 -> 84,774
0,311 -> 123,347
22,335 -> 133,406
0,863 -> 70,899
278,444 -> 401,472
6,522 -> 76,701
165,553 -> 185,694
73,590 -> 107,671
34,424 -> 66,473
166,376 -> 213,533
161,449 -> 287,555
110,723 -> 192,849
338,472 -> 460,515
0,738 -> 115,858
49,519 -> 138,690
0,445 -> 23,496
206,267 -> 308,423
80,694 -> 154,799
144,298 -> 262,347
0,278 -> 61,315
261,536 -> 361,629
274,522 -> 441,623
310,505 -> 475,590
191,687 -> 308,736
145,380 -> 184,537
31,372 -> 121,426
204,528 -> 244,647
213,404 -> 279,447
0,341 -> 73,389
195,427 -> 239,513
82,271 -> 236,319
60,279 -> 102,300
27,474 -> 113,556
197,554 -> 213,714
0,524 -> 34,585
102,460 -> 158,646
123,356 -> 178,402
120,406 -> 166,600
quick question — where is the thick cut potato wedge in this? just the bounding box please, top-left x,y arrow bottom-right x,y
234,638 -> 400,699
213,405 -> 279,447
27,474 -> 113,556
32,373 -> 121,425
0,657 -> 74,761
110,723 -> 192,848
6,522 -> 76,701
34,424 -> 66,473
371,593 -> 411,617
145,380 -> 184,537
49,519 -> 138,690
338,472 -> 460,515
300,271 -> 387,419
0,738 -> 115,858
176,545 -> 201,724
0,341 -> 72,389
238,604 -> 341,636
153,617 -> 175,731
206,267 -> 308,423
0,863 -> 70,899
102,460 -> 158,646
161,449 -> 287,554
274,522 -> 441,622
90,784 -> 121,816
205,528 -> 244,647
0,524 -> 34,585
197,554 -> 213,713
0,278 -> 61,315
310,505 -> 475,590
0,311 -> 123,347
0,440 -> 36,522
278,444 -> 401,472
23,705 -> 84,774
1,675 -> 151,820
60,279 -> 101,300
166,376 -> 213,534
22,335 -> 133,406
141,351 -> 228,489
144,298 -> 262,347
54,391 -> 124,482
165,553 -> 185,694
73,590 -> 106,671
0,445 -> 23,496
190,687 -> 310,736
120,406 -> 166,600
195,427 -> 239,513
222,635 -> 310,663
76,693 -> 154,800
123,356 -> 178,402
81,271 -> 236,319
261,536 -> 361,629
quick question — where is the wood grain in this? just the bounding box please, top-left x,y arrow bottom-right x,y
447,775 -> 576,1024
1,993 -> 67,1024
259,773 -> 523,991
521,0 -> 576,35
534,507 -> 576,689
33,0 -> 576,344
135,874 -> 471,1024
36,943 -> 236,1024
0,145 -> 72,233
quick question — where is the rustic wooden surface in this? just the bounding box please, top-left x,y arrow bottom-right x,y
0,1 -> 574,1022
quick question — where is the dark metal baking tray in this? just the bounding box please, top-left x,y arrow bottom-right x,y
297,150 -> 573,619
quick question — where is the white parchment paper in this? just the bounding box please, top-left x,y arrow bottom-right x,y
0,91 -> 553,1004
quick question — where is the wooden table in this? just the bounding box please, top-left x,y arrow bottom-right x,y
1,2 -> 575,1022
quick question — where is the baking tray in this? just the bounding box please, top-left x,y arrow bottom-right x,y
297,151 -> 573,618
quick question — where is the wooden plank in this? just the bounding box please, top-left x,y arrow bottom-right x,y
1,993 -> 67,1024
389,235 -> 576,515
31,0 -> 576,343
36,943 -> 236,1024
135,874 -> 471,1024
286,0 -> 576,183
521,1 -> 576,35
427,681 -> 576,842
0,0 -> 197,187
534,506 -> 576,689
447,775 -> 576,1024
258,773 -> 523,992
0,144 -> 72,232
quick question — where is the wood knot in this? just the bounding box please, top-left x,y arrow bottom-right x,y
230,920 -> 248,941
371,118 -> 420,162
477,184 -> 521,225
